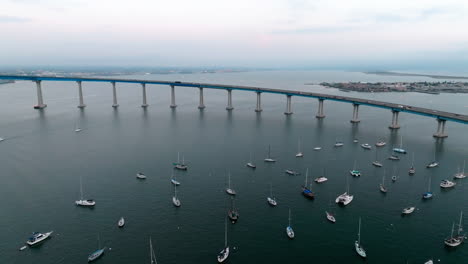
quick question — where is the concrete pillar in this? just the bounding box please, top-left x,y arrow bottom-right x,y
111,82 -> 119,108
170,85 -> 177,108
316,99 -> 325,118
226,89 -> 234,110
255,92 -> 262,112
198,87 -> 205,109
350,104 -> 360,123
141,83 -> 148,107
433,119 -> 448,138
284,95 -> 293,115
389,110 -> 400,129
33,80 -> 47,109
77,81 -> 86,108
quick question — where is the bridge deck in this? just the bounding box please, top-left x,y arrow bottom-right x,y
0,75 -> 467,124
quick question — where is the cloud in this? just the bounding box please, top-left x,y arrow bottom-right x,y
0,15 -> 31,23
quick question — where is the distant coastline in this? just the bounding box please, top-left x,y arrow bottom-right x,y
364,71 -> 468,80
316,81 -> 468,94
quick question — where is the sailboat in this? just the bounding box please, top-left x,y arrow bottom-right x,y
150,237 -> 157,264
264,145 -> 276,162
454,160 -> 466,179
118,217 -> 125,228
171,172 -> 180,185
217,219 -> 229,263
315,168 -> 328,183
172,184 -> 181,207
88,235 -> 105,262
350,160 -> 361,177
173,152 -> 188,170
246,152 -> 256,168
225,173 -> 236,195
286,208 -> 295,239
455,211 -> 465,243
302,168 -> 315,199
296,139 -> 304,157
74,123 -> 82,132
375,140 -> 386,147
409,153 -> 416,175
355,218 -> 367,258
393,135 -> 407,154
267,183 -> 277,206
334,138 -> 344,147
137,172 -> 147,179
361,143 -> 372,150
380,172 -> 388,193
285,169 -> 299,175
422,176 -> 433,199
326,200 -> 336,223
75,176 -> 96,207
426,149 -> 439,168
372,149 -> 383,167
228,197 -> 239,223
336,175 -> 353,205
402,207 -> 415,215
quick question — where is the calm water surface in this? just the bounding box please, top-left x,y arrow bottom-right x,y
0,71 -> 467,263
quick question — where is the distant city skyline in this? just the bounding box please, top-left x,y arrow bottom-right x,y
1,0 -> 468,70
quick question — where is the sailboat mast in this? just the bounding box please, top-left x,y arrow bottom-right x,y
400,135 -> 403,149
463,160 -> 466,174
228,173 -> 231,189
270,183 -> 273,197
458,211 -> 463,235
79,176 -> 83,200
305,168 -> 309,186
358,218 -> 361,244
428,176 -> 432,192
224,218 -> 228,247
288,208 -> 291,226
268,145 -> 271,158
298,139 -> 301,152
411,153 -> 415,167
177,152 -> 180,163
150,237 -> 153,263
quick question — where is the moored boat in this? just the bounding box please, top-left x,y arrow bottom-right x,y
75,176 -> 96,207
402,207 -> 415,215
264,145 -> 276,162
361,143 -> 371,150
136,172 -> 147,179
217,219 -> 230,263
375,141 -> 386,147
26,231 -> 53,246
225,173 -> 236,195
440,179 -> 456,188
118,217 -> 125,227
355,218 -> 367,258
286,208 -> 295,239
302,169 -> 315,199
326,211 -> 336,223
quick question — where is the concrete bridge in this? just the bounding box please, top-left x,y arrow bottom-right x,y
1,75 -> 467,138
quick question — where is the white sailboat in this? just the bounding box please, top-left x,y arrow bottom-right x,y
150,237 -> 157,264
409,153 -> 416,175
217,219 -> 229,263
88,235 -> 105,262
402,207 -> 415,215
74,122 -> 82,132
393,135 -> 407,154
267,183 -> 277,206
225,173 -> 236,195
174,152 -> 188,170
372,149 -> 383,167
454,160 -> 466,179
336,177 -> 353,205
296,139 -> 304,157
246,152 -> 256,168
75,176 -> 96,207
326,200 -> 336,223
426,149 -> 439,168
264,145 -> 276,162
118,217 -> 125,227
171,172 -> 180,185
286,208 -> 295,239
355,218 -> 367,258
172,184 -> 181,207
380,172 -> 388,193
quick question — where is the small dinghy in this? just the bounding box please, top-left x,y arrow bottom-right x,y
326,211 -> 336,223
118,217 -> 125,228
136,172 -> 147,179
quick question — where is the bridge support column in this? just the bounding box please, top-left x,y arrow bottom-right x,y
226,89 -> 233,110
433,119 -> 448,138
389,110 -> 400,129
284,95 -> 293,115
111,82 -> 119,108
33,80 -> 47,109
316,99 -> 325,118
255,92 -> 262,112
350,104 -> 360,123
198,87 -> 205,109
141,83 -> 148,107
77,81 -> 86,108
170,85 -> 177,108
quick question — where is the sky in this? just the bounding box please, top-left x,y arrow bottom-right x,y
1,0 -> 468,70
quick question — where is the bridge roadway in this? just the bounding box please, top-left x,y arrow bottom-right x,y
0,75 -> 467,137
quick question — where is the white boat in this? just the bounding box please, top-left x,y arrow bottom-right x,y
225,173 -> 236,195
375,141 -> 386,147
409,153 -> 416,175
26,231 -> 53,246
334,141 -> 344,147
150,237 -> 157,264
315,176 -> 328,183
172,184 -> 181,207
455,211 -> 465,242
361,143 -> 371,150
402,207 -> 415,215
246,152 -> 256,168
295,139 -> 304,157
173,152 -> 188,170
425,260 -> 433,264
88,236 -> 105,262
445,222 -> 463,247
426,161 -> 439,168
267,183 -> 277,206
355,218 -> 367,258
350,160 -> 361,177
285,169 -> 299,175
75,176 -> 96,207
336,192 -> 353,205
286,208 -> 295,239
74,122 -> 82,132
372,149 -> 383,167
440,179 -> 456,188
326,211 -> 336,223
137,172 -> 147,179
422,176 -> 433,199
380,173 -> 388,193
313,147 -> 322,151
353,139 -> 359,143
393,136 -> 407,154
454,160 -> 466,179
217,219 -> 230,263
388,155 -> 400,160
118,217 -> 125,227
171,173 -> 180,185
264,145 -> 276,162
0,137 -> 4,142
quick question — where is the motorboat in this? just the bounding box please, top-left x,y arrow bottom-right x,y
426,161 -> 439,168
355,218 -> 367,258
388,155 -> 400,160
350,170 -> 361,177
402,207 -> 415,215
136,172 -> 147,179
118,217 -> 125,227
0,137 -> 4,142
75,128 -> 82,132
285,169 -> 299,175
361,143 -> 371,150
372,161 -> 383,167
88,248 -> 105,262
315,176 -> 328,183
267,197 -> 277,206
375,141 -> 386,147
335,192 -> 353,205
440,179 -> 456,188
326,211 -> 336,223
26,231 -> 53,246
217,219 -> 230,263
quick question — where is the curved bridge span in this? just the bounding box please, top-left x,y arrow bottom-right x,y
1,75 -> 467,138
